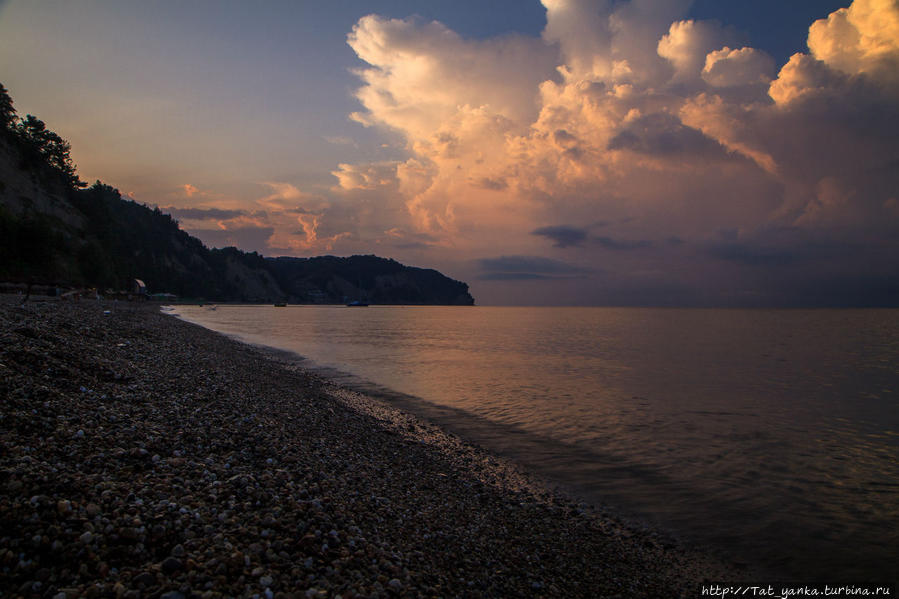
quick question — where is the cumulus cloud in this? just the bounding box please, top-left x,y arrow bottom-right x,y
702,46 -> 775,89
807,0 -> 899,78
658,19 -> 732,85
332,0 -> 899,304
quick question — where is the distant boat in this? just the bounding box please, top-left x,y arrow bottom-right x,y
346,300 -> 369,307
274,302 -> 287,307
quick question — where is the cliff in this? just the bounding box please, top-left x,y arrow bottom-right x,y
0,85 -> 474,305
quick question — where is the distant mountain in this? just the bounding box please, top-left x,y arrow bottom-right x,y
0,84 -> 474,305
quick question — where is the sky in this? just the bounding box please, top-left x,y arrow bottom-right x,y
1,0 -> 897,306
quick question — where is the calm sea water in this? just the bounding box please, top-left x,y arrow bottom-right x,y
168,305 -> 899,579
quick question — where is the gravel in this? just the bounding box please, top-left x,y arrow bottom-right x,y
0,296 -> 742,597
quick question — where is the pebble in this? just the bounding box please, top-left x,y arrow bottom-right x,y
160,556 -> 183,575
0,298 -> 743,597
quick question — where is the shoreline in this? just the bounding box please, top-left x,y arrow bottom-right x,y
1,296 -> 744,597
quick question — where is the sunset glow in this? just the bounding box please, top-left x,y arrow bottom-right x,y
2,0 -> 896,305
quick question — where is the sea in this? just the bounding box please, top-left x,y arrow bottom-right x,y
167,304 -> 899,580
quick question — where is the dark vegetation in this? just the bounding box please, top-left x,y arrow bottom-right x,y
0,84 -> 474,304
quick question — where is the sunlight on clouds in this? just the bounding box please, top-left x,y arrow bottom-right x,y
332,162 -> 399,191
203,0 -> 898,303
341,0 -> 897,262
658,20 -> 731,85
702,47 -> 775,89
807,0 -> 899,77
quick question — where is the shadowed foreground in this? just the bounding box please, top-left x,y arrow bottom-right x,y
0,297 -> 737,598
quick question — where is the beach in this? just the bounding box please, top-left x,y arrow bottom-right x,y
1,297 -> 740,598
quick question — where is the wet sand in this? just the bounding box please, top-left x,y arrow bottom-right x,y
0,297 -> 741,597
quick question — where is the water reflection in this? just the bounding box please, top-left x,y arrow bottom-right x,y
170,305 -> 899,579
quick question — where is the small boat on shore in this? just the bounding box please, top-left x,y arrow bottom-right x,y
346,300 -> 369,307
274,302 -> 287,307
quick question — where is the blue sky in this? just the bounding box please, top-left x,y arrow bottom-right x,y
1,1 -> 896,305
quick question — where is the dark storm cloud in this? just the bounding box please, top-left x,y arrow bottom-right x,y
531,225 -> 589,248
531,224 -> 648,250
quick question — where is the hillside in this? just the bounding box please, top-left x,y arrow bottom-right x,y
0,84 -> 474,305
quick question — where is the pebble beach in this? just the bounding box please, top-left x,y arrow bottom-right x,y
1,297 -> 741,598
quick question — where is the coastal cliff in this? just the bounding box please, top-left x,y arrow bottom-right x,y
0,85 -> 474,305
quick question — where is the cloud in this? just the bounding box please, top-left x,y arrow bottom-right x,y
471,177 -> 508,191
806,0 -> 899,79
594,236 -> 652,250
348,14 -> 558,135
333,0 -> 899,305
332,161 -> 399,192
705,239 -> 795,266
767,53 -> 847,105
606,112 -> 725,157
162,206 -> 246,220
657,19 -> 732,85
532,225 -> 589,247
258,181 -> 310,209
702,46 -> 775,89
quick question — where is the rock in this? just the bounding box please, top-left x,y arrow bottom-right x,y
133,571 -> 156,587
161,556 -> 184,575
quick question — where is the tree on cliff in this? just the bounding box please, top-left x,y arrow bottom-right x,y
1,82 -> 82,187
16,114 -> 82,187
0,83 -> 15,130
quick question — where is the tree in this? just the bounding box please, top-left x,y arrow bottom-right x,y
16,114 -> 82,187
0,83 -> 15,131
